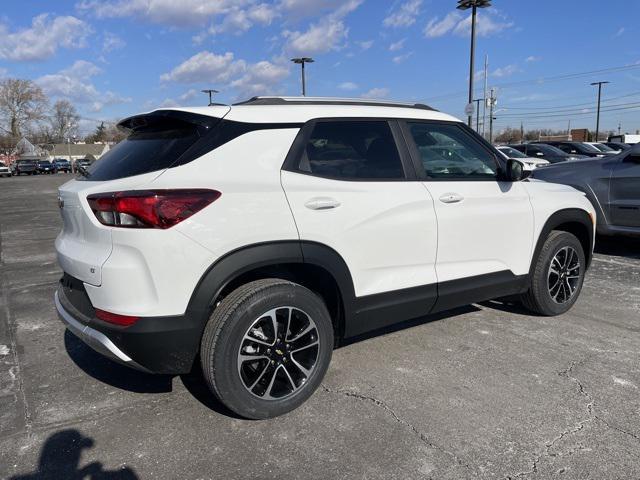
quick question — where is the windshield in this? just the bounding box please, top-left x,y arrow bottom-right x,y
579,143 -> 601,153
536,144 -> 568,156
499,147 -> 527,158
593,143 -> 614,152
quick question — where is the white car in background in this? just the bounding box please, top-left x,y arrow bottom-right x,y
0,163 -> 11,177
496,145 -> 550,169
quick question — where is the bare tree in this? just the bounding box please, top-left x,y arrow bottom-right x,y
49,99 -> 80,143
0,79 -> 48,139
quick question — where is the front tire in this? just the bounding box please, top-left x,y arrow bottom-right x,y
521,231 -> 586,316
200,279 -> 333,419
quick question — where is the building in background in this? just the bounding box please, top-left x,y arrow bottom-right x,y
48,143 -> 110,163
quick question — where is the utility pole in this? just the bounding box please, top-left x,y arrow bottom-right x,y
482,54 -> 488,138
618,122 -> 622,135
488,88 -> 496,144
291,58 -> 314,96
590,81 -> 609,142
473,99 -> 483,132
201,89 -> 219,106
457,0 -> 492,128
520,121 -> 524,143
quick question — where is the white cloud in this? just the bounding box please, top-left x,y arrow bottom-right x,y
361,87 -> 390,99
278,0 -> 351,20
614,27 -> 625,37
230,60 -> 289,98
388,39 -> 405,51
77,0 -> 239,27
525,55 -> 541,63
102,32 -> 126,53
160,51 -> 244,83
384,0 -> 422,28
160,50 -> 290,99
357,40 -> 374,50
392,52 -> 413,64
159,88 -> 202,108
36,61 -> 131,112
491,64 -> 520,78
283,1 -> 362,56
205,3 -> 278,37
424,11 -> 513,38
0,14 -> 91,61
338,81 -> 358,91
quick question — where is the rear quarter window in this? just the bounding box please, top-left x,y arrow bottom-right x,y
83,112 -> 219,181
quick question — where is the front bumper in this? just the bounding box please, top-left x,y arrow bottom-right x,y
55,275 -> 207,374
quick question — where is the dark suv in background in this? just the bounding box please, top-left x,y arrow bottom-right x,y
14,160 -> 38,175
53,159 -> 71,173
37,160 -> 56,174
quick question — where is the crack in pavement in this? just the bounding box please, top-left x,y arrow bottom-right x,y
507,358 -> 595,479
321,383 -> 476,477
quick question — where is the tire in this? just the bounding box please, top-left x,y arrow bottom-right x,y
521,230 -> 586,316
200,279 -> 333,419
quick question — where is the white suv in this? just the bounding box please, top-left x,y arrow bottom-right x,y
55,97 -> 596,419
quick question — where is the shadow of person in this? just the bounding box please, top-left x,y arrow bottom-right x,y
64,330 -> 173,394
10,429 -> 138,480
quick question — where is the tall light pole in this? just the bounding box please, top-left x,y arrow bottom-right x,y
457,0 -> 492,128
201,89 -> 219,106
291,57 -> 314,96
590,81 -> 609,142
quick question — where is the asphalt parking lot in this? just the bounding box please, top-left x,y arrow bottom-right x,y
1,174 -> 639,480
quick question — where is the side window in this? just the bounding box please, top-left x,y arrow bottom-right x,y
527,146 -> 543,156
406,122 -> 498,179
298,121 -> 404,180
557,144 -> 572,154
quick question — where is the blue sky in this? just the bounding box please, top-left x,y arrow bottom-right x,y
1,0 -> 639,135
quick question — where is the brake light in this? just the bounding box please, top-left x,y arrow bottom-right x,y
95,309 -> 140,326
87,189 -> 221,229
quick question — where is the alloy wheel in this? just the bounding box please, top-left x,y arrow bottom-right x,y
547,246 -> 581,304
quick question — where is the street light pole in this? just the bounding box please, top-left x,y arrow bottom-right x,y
457,0 -> 491,128
201,89 -> 219,106
590,81 -> 609,142
291,58 -> 314,96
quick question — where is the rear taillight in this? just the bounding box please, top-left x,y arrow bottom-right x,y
87,189 -> 221,229
95,308 -> 140,327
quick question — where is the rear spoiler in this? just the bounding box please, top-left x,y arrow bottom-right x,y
118,110 -> 221,132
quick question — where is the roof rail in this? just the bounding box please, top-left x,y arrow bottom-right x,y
233,96 -> 437,111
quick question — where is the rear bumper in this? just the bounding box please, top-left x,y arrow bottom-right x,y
55,276 -> 207,374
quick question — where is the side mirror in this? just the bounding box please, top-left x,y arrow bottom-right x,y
506,159 -> 531,181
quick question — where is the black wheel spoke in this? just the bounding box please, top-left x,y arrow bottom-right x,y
238,306 -> 319,400
547,246 -> 581,305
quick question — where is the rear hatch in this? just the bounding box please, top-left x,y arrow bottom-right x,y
55,107 -> 230,286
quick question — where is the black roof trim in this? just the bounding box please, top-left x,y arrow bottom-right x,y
233,97 -> 437,111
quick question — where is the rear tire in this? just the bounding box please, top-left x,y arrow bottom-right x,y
521,231 -> 586,316
200,279 -> 333,419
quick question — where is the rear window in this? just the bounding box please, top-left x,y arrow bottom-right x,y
83,112 -> 219,181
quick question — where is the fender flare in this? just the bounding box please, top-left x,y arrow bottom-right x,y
184,240 -> 356,334
530,208 -> 594,274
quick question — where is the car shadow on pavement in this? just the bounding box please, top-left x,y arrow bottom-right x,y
595,235 -> 640,259
9,429 -> 138,479
64,330 -> 173,394
64,330 -> 241,418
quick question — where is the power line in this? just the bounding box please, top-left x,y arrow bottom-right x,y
500,90 -> 640,111
421,63 -> 640,103
496,101 -> 640,119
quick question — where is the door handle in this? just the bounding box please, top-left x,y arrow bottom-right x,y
305,198 -> 341,210
439,193 -> 464,204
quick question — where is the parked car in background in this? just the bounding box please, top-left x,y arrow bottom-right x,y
14,160 -> 38,175
54,96 -> 595,419
496,145 -> 549,169
533,144 -> 640,237
585,142 -> 620,155
533,141 -> 607,158
37,160 -> 56,174
75,159 -> 91,174
507,143 -> 582,163
0,163 -> 11,177
602,142 -> 631,152
53,158 -> 71,173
